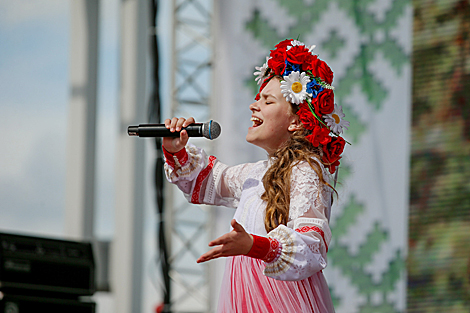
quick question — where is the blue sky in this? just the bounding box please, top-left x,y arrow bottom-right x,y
0,0 -> 119,239
0,1 -> 69,236
0,1 -> 172,311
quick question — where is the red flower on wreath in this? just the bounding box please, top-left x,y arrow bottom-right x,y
311,59 -> 333,85
287,45 -> 311,65
268,49 -> 287,75
297,102 -> 319,130
274,39 -> 293,50
322,136 -> 345,173
312,89 -> 335,115
306,125 -> 331,147
302,53 -> 319,71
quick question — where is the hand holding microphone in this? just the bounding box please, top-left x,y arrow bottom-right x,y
128,117 -> 221,153
162,117 -> 195,153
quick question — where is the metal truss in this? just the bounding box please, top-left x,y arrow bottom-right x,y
168,0 -> 215,312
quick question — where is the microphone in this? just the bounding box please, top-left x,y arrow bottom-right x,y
128,120 -> 221,140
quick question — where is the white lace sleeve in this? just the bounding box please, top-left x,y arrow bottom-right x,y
164,144 -> 256,208
288,161 -> 332,222
263,161 -> 333,281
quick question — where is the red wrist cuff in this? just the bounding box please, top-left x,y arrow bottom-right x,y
163,146 -> 188,168
246,235 -> 280,263
246,235 -> 270,260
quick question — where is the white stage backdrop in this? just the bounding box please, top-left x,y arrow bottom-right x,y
211,0 -> 412,312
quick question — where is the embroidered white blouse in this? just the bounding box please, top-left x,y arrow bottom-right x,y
164,144 -> 335,312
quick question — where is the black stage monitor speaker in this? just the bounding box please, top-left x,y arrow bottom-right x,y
0,233 -> 95,297
0,294 -> 95,313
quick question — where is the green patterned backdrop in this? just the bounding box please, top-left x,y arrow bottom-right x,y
240,0 -> 411,312
408,0 -> 470,312
214,0 -> 470,311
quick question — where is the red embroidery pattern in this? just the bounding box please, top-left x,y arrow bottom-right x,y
163,147 -> 188,168
191,155 -> 216,204
264,238 -> 280,263
177,150 -> 189,166
295,225 -> 328,252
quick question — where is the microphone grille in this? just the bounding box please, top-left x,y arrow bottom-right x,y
203,120 -> 221,140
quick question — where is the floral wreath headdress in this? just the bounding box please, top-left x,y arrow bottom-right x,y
253,39 -> 350,174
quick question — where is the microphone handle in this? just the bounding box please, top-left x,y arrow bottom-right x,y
129,123 -> 204,137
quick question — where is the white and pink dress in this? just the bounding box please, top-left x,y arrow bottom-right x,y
164,145 -> 335,313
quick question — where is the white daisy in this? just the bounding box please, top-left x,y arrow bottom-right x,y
253,56 -> 270,85
323,104 -> 350,134
291,39 -> 306,47
308,44 -> 316,54
286,40 -> 307,51
280,71 -> 311,105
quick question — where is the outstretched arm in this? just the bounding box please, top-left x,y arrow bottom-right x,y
197,219 -> 253,263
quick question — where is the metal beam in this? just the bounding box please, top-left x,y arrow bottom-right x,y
112,0 -> 149,312
65,0 -> 99,241
168,0 -> 215,311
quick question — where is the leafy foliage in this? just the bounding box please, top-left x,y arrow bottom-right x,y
409,0 -> 470,311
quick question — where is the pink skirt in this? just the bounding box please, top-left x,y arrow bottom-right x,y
218,255 -> 335,313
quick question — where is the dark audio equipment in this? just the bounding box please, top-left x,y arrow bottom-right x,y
0,294 -> 95,313
0,232 -> 95,297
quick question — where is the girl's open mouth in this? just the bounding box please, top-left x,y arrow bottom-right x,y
251,117 -> 263,127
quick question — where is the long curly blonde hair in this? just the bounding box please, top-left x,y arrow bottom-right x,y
260,111 -> 336,233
